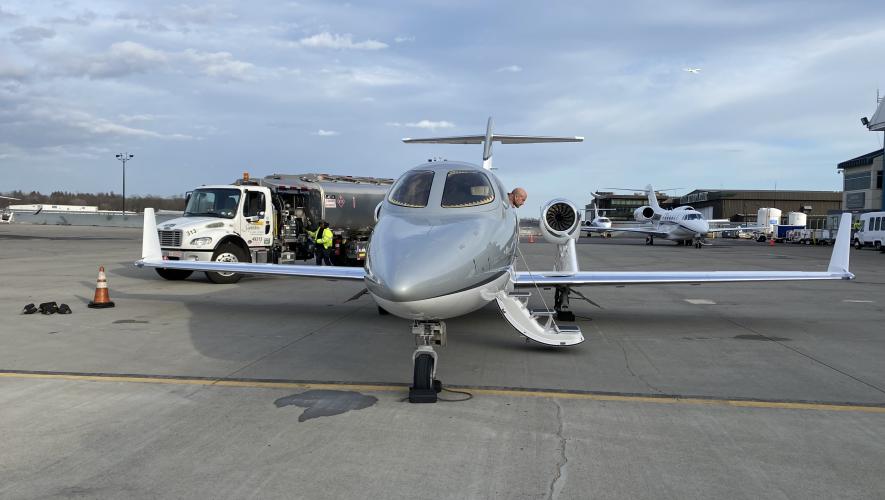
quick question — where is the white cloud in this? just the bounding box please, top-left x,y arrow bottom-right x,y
181,49 -> 256,81
394,35 -> 415,43
315,129 -> 339,136
59,41 -> 255,81
496,65 -> 522,73
297,32 -> 388,50
387,120 -> 455,130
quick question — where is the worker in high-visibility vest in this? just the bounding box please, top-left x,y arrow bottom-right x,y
313,220 -> 333,266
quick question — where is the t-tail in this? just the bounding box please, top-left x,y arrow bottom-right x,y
645,184 -> 661,210
402,116 -> 584,170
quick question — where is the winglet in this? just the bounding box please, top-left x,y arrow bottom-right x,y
141,208 -> 162,261
827,213 -> 853,278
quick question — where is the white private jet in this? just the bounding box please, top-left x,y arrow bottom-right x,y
581,202 -> 615,238
684,68 -> 701,74
584,185 -> 761,248
0,195 -> 20,200
135,119 -> 855,403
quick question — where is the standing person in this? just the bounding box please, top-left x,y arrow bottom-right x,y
508,187 -> 527,208
314,221 -> 334,266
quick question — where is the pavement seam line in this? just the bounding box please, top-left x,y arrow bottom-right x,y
2,371 -> 885,413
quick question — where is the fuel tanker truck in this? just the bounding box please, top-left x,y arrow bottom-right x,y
154,172 -> 393,283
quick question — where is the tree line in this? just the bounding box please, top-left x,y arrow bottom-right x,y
1,190 -> 186,212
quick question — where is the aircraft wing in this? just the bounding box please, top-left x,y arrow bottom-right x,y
583,226 -> 668,238
517,213 -> 854,287
134,209 -> 365,281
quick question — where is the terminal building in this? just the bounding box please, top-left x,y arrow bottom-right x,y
837,150 -> 883,212
588,189 -> 842,227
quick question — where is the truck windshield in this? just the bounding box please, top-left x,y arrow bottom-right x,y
184,188 -> 241,218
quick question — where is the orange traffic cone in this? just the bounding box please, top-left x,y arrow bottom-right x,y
768,237 -> 775,247
88,266 -> 115,308
528,233 -> 535,243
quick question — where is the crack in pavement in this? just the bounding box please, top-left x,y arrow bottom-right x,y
548,400 -> 569,500
617,338 -> 664,394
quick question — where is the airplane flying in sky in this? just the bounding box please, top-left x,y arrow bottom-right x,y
136,119 -> 855,403
584,185 -> 761,248
684,67 -> 701,74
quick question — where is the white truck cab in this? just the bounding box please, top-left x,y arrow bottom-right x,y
157,184 -> 274,283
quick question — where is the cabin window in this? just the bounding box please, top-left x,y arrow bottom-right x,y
441,170 -> 495,208
389,170 -> 434,208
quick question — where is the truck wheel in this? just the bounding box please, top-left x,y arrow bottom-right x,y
854,239 -> 863,250
155,268 -> 193,281
206,243 -> 249,284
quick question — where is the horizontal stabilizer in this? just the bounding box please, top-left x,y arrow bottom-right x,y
402,134 -> 584,144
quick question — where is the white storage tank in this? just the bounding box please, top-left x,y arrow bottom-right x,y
756,207 -> 782,234
787,211 -> 807,227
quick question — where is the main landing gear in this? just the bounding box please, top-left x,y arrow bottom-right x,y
645,235 -> 655,245
554,285 -> 576,321
409,320 -> 446,403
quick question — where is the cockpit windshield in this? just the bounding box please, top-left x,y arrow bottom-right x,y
184,188 -> 241,219
389,170 -> 434,208
683,213 -> 703,220
441,170 -> 495,208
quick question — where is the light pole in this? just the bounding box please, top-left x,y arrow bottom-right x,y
115,153 -> 133,215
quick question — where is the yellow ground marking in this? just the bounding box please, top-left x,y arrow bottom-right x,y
2,371 -> 884,414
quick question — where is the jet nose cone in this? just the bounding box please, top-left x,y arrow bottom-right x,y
366,213 -> 505,302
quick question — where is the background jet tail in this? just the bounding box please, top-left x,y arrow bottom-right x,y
646,185 -> 661,210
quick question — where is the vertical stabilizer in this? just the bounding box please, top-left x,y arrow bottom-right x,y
482,117 -> 494,170
646,185 -> 660,210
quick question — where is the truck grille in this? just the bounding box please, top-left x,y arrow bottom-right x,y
158,230 -> 182,247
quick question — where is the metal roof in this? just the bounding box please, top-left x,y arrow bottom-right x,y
837,150 -> 883,170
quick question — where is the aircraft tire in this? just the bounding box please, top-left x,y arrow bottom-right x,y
206,243 -> 248,284
155,268 -> 193,281
413,354 -> 433,390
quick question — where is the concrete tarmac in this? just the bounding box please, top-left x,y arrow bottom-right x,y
1,224 -> 884,499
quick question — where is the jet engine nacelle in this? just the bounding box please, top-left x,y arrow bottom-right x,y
540,199 -> 582,244
634,206 -> 655,222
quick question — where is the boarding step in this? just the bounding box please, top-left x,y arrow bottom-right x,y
507,291 -> 532,298
495,291 -> 584,346
530,308 -> 556,317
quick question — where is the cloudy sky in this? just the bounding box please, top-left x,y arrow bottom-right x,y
2,0 -> 884,214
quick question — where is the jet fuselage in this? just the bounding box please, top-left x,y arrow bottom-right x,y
365,161 -> 519,319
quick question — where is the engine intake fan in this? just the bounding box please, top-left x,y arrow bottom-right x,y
540,199 -> 581,244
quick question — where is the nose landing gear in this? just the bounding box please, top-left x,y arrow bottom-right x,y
409,320 -> 446,403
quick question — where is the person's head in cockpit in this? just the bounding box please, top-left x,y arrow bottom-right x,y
508,188 -> 527,208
